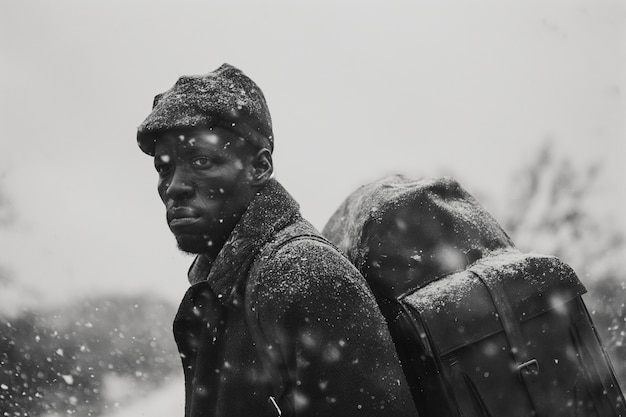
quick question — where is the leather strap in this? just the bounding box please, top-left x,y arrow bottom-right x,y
569,298 -> 624,417
469,270 -> 544,415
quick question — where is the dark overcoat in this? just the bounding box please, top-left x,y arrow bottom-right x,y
173,179 -> 418,417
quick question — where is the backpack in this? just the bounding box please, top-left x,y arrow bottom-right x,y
323,175 -> 625,417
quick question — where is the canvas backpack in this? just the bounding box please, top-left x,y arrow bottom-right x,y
323,175 -> 625,417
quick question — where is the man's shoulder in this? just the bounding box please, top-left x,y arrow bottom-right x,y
261,217 -> 349,271
247,217 -> 369,301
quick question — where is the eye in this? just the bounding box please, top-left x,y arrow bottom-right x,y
191,156 -> 214,168
155,163 -> 172,176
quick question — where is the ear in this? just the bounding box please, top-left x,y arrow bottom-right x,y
250,148 -> 273,187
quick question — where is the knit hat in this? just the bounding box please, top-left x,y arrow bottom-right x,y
137,63 -> 273,155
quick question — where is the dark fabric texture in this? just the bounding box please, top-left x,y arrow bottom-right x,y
322,175 -> 626,417
137,63 -> 273,155
173,179 -> 418,417
322,175 -> 515,294
322,175 -> 516,415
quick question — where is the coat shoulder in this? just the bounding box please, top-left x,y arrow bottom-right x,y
269,236 -> 357,277
249,234 -> 375,312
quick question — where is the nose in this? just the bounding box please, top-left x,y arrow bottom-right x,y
165,169 -> 194,201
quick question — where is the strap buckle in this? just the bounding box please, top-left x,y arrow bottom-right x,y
517,358 -> 539,377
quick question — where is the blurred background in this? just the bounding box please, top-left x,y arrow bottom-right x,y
1,0 -> 624,415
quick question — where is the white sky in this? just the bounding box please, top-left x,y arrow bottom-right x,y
0,0 -> 624,312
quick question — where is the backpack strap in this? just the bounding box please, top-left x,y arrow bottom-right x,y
469,270 -> 545,414
244,232 -> 335,417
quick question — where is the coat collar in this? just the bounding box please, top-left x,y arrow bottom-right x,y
187,179 -> 301,308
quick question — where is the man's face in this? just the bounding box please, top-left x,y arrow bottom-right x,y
153,127 -> 259,255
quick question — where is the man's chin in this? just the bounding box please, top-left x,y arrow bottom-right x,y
175,235 -> 213,255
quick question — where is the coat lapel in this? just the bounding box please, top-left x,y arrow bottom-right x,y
187,179 -> 301,308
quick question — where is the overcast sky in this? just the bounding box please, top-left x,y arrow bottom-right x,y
1,0 -> 624,312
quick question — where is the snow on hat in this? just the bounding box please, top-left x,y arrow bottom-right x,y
137,63 -> 273,155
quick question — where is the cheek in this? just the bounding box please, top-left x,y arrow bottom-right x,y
157,179 -> 170,202
204,167 -> 251,197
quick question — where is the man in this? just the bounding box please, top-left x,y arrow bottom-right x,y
136,64 -> 417,417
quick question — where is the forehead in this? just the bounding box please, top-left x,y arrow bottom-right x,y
153,126 -> 251,155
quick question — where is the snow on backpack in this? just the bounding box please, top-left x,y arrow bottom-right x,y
323,175 -> 625,417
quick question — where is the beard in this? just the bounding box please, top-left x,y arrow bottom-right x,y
175,233 -> 217,255
170,216 -> 239,256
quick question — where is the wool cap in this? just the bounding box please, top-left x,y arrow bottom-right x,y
137,63 -> 274,155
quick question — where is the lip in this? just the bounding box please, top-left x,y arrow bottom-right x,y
168,217 -> 200,228
167,208 -> 201,229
